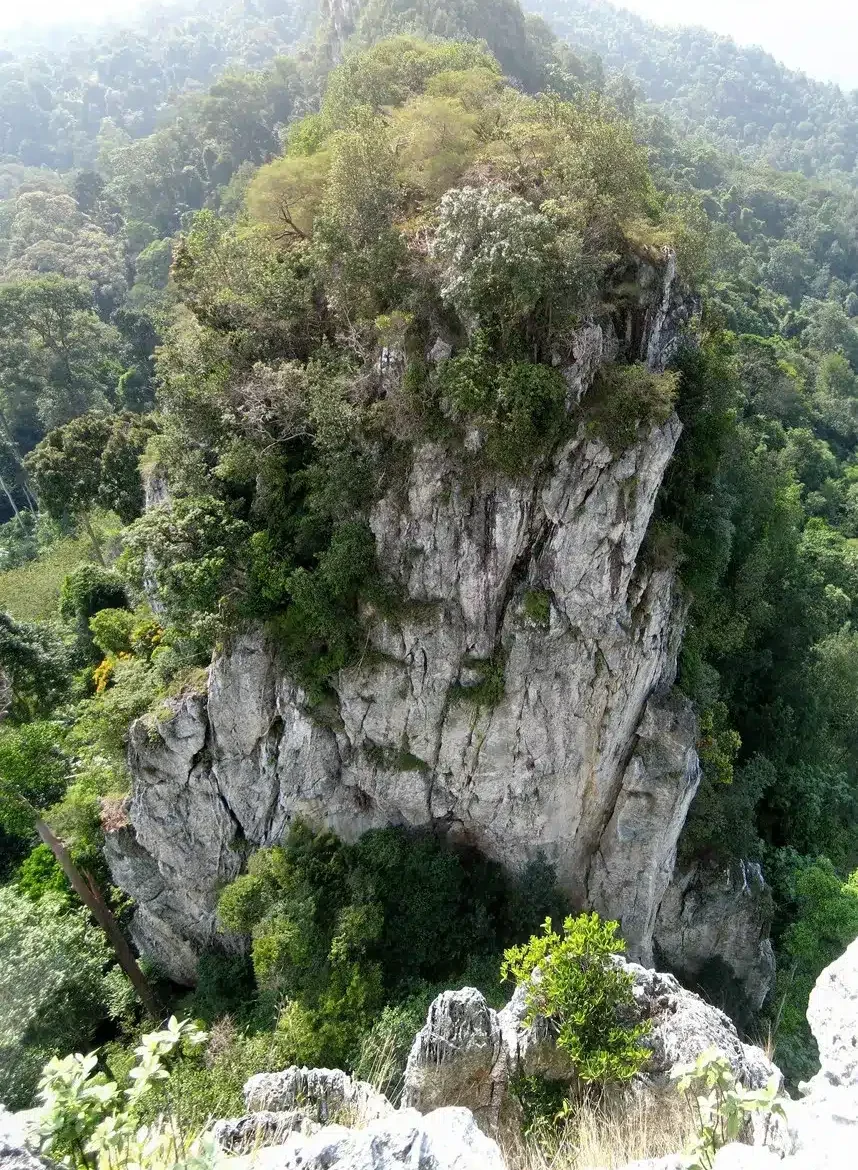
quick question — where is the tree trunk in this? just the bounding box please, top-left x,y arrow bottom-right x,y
35,817 -> 161,1021
0,469 -> 21,523
82,513 -> 106,566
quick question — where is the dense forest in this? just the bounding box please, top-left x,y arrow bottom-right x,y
534,0 -> 858,184
3,0 -> 858,1155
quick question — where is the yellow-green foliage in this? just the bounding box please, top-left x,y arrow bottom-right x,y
243,38 -> 681,269
245,150 -> 331,238
0,535 -> 91,623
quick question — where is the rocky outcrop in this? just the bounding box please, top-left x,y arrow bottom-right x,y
243,1067 -> 393,1124
779,935 -> 858,1169
654,861 -> 776,1017
212,1111 -> 320,1154
402,988 -> 521,1134
402,958 -> 778,1135
0,1146 -> 58,1170
107,255 -> 766,988
222,1106 -> 505,1170
614,936 -> 858,1170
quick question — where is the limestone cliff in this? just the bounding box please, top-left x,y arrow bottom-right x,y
106,254 -> 764,998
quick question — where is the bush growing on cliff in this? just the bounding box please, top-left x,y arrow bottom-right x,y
585,363 -> 679,451
768,857 -> 858,1084
216,820 -> 566,1069
37,1016 -> 210,1169
501,913 -> 651,1086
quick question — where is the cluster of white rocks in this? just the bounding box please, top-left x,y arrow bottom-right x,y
3,939 -> 856,1170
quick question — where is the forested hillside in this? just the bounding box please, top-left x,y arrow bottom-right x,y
533,0 -> 858,183
3,0 -> 858,1154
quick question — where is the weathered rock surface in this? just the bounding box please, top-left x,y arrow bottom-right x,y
624,961 -> 777,1091
612,936 -> 858,1170
403,988 -> 521,1134
107,255 -> 765,990
711,1148 -> 781,1170
223,1106 -> 505,1170
243,1067 -> 393,1125
804,932 -> 858,1092
212,1110 -> 320,1154
0,1112 -> 34,1155
778,936 -> 858,1169
0,1143 -> 58,1170
402,958 -> 779,1136
654,860 -> 776,1015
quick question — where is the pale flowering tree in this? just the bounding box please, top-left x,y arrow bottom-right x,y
431,184 -> 591,340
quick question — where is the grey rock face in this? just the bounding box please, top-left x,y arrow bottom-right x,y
0,1144 -> 58,1170
402,960 -> 778,1136
243,1067 -> 392,1125
212,1111 -> 320,1154
711,1148 -> 780,1170
623,961 -> 778,1091
655,861 -> 776,1012
223,1106 -> 506,1170
804,933 -> 858,1091
402,988 -> 516,1134
779,936 -> 858,1170
108,255 -> 761,989
620,936 -> 858,1170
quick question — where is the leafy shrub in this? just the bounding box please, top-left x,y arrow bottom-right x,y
122,495 -> 250,648
432,184 -> 591,337
511,1073 -> 569,1137
673,1048 -> 784,1170
15,844 -> 72,904
47,757 -> 128,878
523,589 -> 551,627
438,339 -> 568,472
217,821 -> 566,1070
60,563 -> 129,659
0,888 -> 118,1109
501,913 -> 651,1086
586,363 -> 679,451
37,1016 -> 210,1169
488,362 -> 568,472
451,653 -> 506,708
88,608 -> 137,656
272,520 -> 386,699
697,703 -> 742,787
0,720 -> 70,839
0,612 -> 69,720
180,951 -> 257,1026
101,1009 -> 321,1144
68,656 -> 161,758
770,858 -> 858,1085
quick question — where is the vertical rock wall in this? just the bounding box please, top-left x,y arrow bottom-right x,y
107,256 -> 752,992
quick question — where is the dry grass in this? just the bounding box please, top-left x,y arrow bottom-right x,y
504,1089 -> 695,1170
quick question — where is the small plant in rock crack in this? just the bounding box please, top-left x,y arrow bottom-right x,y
36,1015 -> 215,1170
501,913 -> 652,1086
672,1047 -> 786,1170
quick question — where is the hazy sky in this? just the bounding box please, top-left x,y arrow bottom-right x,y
1,0 -> 856,92
618,0 -> 858,91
